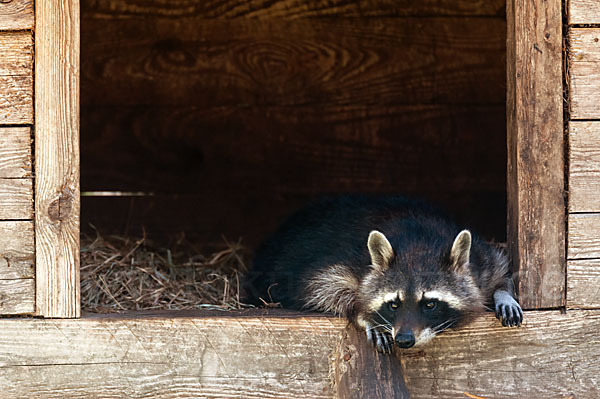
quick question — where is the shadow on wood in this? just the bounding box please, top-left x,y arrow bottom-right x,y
335,324 -> 410,399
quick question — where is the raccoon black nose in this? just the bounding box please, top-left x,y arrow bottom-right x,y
395,332 -> 415,348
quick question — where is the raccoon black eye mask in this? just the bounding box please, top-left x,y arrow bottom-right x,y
248,196 -> 523,354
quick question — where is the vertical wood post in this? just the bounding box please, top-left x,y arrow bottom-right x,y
334,325 -> 410,399
35,0 -> 81,317
506,0 -> 565,309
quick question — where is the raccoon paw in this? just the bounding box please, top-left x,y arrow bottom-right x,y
494,290 -> 523,327
365,323 -> 394,354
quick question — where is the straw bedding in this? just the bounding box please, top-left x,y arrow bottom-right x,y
80,230 -> 250,313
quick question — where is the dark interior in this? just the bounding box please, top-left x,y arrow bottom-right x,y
80,0 -> 507,251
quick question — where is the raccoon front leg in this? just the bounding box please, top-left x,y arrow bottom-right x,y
493,279 -> 523,327
364,321 -> 394,354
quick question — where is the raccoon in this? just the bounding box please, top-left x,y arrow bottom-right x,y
247,196 -> 523,353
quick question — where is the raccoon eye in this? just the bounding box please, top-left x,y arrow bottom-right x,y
388,301 -> 399,311
424,300 -> 438,310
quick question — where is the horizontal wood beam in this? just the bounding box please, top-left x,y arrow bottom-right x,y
568,213 -> 600,259
567,259 -> 600,309
0,128 -> 32,178
0,31 -> 33,125
0,0 -> 33,30
569,0 -> 600,24
0,179 -> 33,220
0,221 -> 34,279
82,0 -> 506,19
569,121 -> 600,213
569,29 -> 600,119
0,310 -> 599,398
0,310 -> 346,398
81,16 -> 505,108
0,278 -> 34,314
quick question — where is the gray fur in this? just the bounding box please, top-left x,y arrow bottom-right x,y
249,196 -> 523,354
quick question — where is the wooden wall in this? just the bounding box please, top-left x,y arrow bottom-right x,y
0,2 -> 35,314
567,1 -> 600,309
1,310 -> 600,398
81,0 -> 507,248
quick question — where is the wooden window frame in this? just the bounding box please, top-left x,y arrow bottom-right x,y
506,0 -> 566,309
35,0 -> 81,317
33,0 -> 567,317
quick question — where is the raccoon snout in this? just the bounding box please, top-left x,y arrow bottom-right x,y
394,332 -> 415,348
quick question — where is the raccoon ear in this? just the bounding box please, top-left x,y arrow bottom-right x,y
368,230 -> 394,271
450,230 -> 471,271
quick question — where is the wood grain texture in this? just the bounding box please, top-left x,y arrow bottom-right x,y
82,188 -> 507,253
0,0 -> 33,30
0,278 -> 34,314
81,16 -> 506,107
506,0 -> 565,309
0,31 -> 33,125
402,310 -> 600,397
83,0 -> 506,18
569,0 -> 600,25
568,213 -> 600,260
0,179 -> 32,220
334,324 -> 409,398
35,0 -> 81,318
0,127 -> 31,178
0,310 -> 599,397
81,104 -> 506,193
569,29 -> 600,120
81,104 -> 508,247
567,259 -> 600,308
569,121 -> 600,212
0,31 -> 33,75
0,310 -> 346,398
0,221 -> 34,279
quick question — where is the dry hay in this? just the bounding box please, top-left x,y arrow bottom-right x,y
81,229 -> 251,313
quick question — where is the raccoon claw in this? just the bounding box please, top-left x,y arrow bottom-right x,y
494,290 -> 523,327
365,323 -> 393,354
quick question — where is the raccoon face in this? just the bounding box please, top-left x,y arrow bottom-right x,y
358,230 -> 484,351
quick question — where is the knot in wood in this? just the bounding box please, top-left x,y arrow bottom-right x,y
48,190 -> 74,222
0,0 -> 14,4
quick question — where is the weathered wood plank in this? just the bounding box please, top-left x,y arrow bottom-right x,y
334,324 -> 409,398
0,31 -> 33,75
0,221 -> 34,279
506,0 -> 565,309
569,121 -> 600,213
567,259 -> 600,309
0,310 -> 599,398
569,0 -> 600,25
402,310 -> 600,397
0,179 -> 33,220
0,311 -> 345,398
81,104 -> 506,193
0,76 -> 33,125
0,31 -> 33,124
568,213 -> 600,260
35,0 -> 81,317
81,17 -> 506,107
569,29 -> 600,120
0,279 -> 34,314
82,188 -> 507,253
0,127 -> 31,178
0,0 -> 33,30
82,0 -> 506,19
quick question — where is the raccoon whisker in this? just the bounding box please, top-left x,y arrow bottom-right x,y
432,318 -> 459,333
366,323 -> 392,333
374,310 -> 392,326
